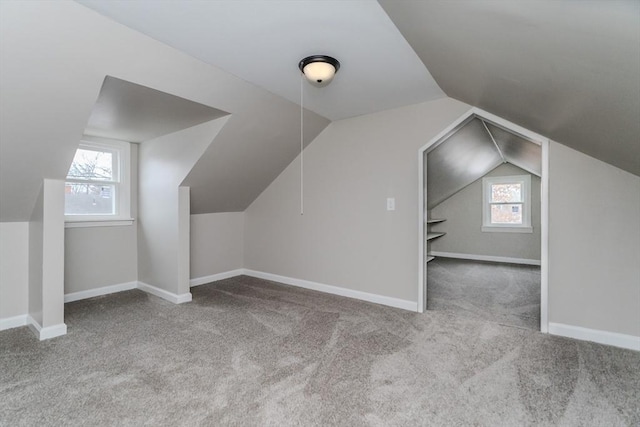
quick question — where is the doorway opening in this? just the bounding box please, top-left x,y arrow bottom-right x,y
418,107 -> 549,332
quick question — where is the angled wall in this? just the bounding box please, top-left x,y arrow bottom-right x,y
0,0 -> 328,222
138,118 -> 229,298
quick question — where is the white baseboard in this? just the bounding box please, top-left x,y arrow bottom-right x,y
243,269 -> 418,312
63,280 -> 191,305
64,281 -> 138,303
137,281 -> 192,304
429,251 -> 541,266
59,269 -> 417,313
190,269 -> 244,287
0,314 -> 28,331
27,315 -> 67,341
549,322 -> 640,351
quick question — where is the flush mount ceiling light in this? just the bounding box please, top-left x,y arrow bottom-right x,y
297,54 -> 340,215
298,55 -> 340,87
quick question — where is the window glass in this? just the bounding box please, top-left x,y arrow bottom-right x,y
482,174 -> 531,232
64,139 -> 130,222
491,203 -> 523,224
65,183 -> 115,215
67,148 -> 114,181
490,183 -> 521,203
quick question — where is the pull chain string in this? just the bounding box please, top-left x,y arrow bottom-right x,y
300,73 -> 304,215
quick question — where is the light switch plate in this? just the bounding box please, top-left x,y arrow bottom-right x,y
386,197 -> 395,211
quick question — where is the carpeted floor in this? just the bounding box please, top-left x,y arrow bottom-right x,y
1,275 -> 639,426
427,257 -> 541,330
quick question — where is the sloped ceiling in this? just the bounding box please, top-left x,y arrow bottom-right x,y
0,1 -> 328,221
381,0 -> 640,176
427,117 -> 541,209
76,0 -> 445,121
86,77 -> 229,143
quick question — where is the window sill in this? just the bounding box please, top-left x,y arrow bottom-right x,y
65,219 -> 134,228
482,226 -> 533,233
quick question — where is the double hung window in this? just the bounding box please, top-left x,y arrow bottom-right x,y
482,175 -> 532,233
65,138 -> 131,225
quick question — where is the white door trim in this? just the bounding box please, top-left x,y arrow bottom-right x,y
417,106 -> 550,333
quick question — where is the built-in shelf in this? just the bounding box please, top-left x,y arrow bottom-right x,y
426,218 -> 446,263
426,219 -> 446,224
426,232 -> 446,241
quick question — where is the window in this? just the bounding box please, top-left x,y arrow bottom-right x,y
65,138 -> 131,225
482,174 -> 532,233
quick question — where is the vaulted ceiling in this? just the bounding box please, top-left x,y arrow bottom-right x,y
1,1 -> 637,221
380,0 -> 640,176
79,0 -> 639,176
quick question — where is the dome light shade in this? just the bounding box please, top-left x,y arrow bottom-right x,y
298,55 -> 340,87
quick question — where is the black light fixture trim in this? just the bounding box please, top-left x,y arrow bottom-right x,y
298,55 -> 341,83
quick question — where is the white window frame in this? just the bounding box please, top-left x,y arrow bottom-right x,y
65,136 -> 133,227
482,174 -> 532,233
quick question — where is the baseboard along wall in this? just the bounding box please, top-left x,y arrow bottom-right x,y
429,251 -> 541,266
26,315 -> 67,341
1,314 -> 67,340
548,322 -> 640,352
137,281 -> 192,304
64,281 -> 138,303
189,269 -> 245,287
0,314 -> 28,331
190,269 -> 417,312
5,270 -> 639,352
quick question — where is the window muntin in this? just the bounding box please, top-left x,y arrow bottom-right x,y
65,138 -> 131,222
482,175 -> 531,232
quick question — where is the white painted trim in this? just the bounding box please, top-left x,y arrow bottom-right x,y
137,281 -> 192,304
190,269 -> 244,287
466,107 -> 550,145
418,106 -> 550,331
27,315 -> 67,340
64,281 -> 138,303
0,314 -> 28,331
540,138 -> 549,333
243,269 -> 417,311
429,251 -> 541,266
481,226 -> 533,233
549,322 -> 640,351
65,219 -> 134,228
482,174 -> 532,231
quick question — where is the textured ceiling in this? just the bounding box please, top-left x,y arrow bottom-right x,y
381,0 -> 640,176
76,0 -> 444,121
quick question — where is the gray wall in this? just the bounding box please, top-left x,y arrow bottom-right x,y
64,226 -> 138,293
64,144 -> 138,294
0,222 -> 28,320
190,212 -> 244,280
430,163 -> 541,261
549,142 -> 640,337
244,98 -> 639,338
245,98 -> 471,302
138,118 -> 228,294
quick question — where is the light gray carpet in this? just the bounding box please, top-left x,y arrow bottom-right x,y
428,257 -> 541,330
1,275 -> 638,426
